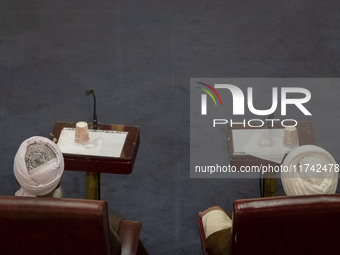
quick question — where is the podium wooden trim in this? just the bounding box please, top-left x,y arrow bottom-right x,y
50,121 -> 140,199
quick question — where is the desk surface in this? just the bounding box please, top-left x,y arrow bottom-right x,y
227,121 -> 315,168
50,122 -> 140,174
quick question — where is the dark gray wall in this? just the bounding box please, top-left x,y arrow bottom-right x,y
1,1 -> 340,254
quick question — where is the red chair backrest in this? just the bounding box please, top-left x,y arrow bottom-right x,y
0,196 -> 111,255
231,194 -> 340,255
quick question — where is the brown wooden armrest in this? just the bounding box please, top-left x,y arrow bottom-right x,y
119,220 -> 142,255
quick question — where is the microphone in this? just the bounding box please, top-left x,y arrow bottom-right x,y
85,89 -> 98,130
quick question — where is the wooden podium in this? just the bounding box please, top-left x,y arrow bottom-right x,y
50,121 -> 140,200
227,122 -> 315,197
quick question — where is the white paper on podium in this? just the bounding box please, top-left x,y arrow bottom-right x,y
57,128 -> 128,158
232,129 -> 291,163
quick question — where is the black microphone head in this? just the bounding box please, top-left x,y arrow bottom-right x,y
85,90 -> 94,96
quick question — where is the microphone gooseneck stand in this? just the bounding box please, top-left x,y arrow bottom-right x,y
85,89 -> 100,199
85,89 -> 98,130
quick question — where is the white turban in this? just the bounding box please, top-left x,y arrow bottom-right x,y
281,145 -> 338,196
14,136 -> 64,197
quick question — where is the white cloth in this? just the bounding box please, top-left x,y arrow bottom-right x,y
202,208 -> 232,238
14,136 -> 64,197
281,145 -> 338,196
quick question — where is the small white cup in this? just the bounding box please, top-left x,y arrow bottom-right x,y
283,126 -> 298,149
75,121 -> 89,144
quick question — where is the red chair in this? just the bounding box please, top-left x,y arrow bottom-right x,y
0,196 -> 142,255
199,194 -> 340,255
